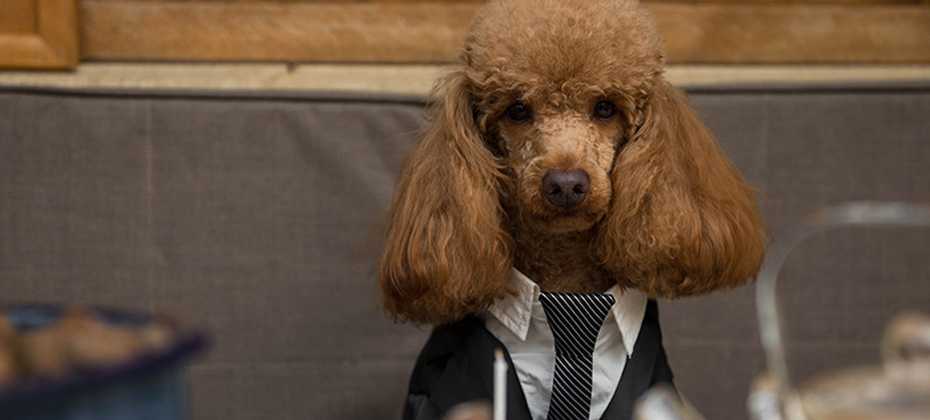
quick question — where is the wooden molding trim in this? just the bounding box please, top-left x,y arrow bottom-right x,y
2,63 -> 929,96
0,0 -> 79,70
78,1 -> 930,64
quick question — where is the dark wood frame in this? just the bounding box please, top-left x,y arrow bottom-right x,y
0,0 -> 79,69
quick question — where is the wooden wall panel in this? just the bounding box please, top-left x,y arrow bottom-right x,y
80,0 -> 485,3
80,0 -> 930,3
653,3 -> 930,63
0,0 -> 79,69
79,1 -> 930,64
80,2 -> 482,63
2,0 -> 929,69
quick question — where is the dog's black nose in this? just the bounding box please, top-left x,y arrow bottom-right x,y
542,169 -> 590,208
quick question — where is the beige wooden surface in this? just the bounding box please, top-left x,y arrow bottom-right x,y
2,63 -> 929,96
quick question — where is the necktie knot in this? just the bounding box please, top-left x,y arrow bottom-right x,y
539,292 -> 615,357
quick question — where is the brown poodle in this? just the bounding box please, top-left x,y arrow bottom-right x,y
379,0 -> 767,418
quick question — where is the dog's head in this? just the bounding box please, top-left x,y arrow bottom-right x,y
380,0 -> 767,325
463,0 -> 665,234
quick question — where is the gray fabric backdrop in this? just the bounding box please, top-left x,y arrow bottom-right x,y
1,84 -> 928,420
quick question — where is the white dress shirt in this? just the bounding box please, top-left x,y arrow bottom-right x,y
481,269 -> 648,420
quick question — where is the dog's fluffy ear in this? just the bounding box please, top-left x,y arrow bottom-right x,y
378,71 -> 512,325
597,82 -> 767,298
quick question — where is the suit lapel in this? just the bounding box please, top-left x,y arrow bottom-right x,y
428,319 -> 533,420
600,300 -> 662,420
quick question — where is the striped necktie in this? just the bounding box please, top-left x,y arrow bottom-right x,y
539,292 -> 616,420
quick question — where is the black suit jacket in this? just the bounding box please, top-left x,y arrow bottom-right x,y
404,300 -> 673,420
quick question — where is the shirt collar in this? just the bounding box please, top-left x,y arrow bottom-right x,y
604,284 -> 648,357
485,269 -> 539,341
485,268 -> 648,356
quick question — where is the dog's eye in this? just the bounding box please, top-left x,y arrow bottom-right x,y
593,101 -> 617,121
506,103 -> 532,124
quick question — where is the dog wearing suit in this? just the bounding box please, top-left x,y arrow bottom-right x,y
378,0 -> 768,419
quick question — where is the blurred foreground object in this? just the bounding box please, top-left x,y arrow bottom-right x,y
0,318 -> 17,383
445,402 -> 492,420
0,306 -> 206,420
634,385 -> 707,420
755,202 -> 930,420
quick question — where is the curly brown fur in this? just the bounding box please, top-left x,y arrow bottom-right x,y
379,71 -> 514,325
379,0 -> 767,325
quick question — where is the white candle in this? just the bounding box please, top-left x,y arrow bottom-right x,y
493,348 -> 507,420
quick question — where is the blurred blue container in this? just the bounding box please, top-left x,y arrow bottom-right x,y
0,306 -> 207,420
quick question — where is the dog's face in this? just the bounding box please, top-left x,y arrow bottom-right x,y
489,86 -> 627,233
462,0 -> 666,233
